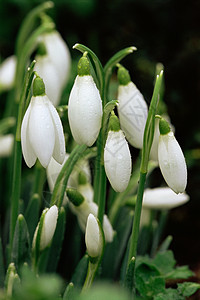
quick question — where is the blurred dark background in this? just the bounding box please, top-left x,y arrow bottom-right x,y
1,0 -> 200,281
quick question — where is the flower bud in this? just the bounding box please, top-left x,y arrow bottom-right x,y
68,55 -> 103,147
104,116 -> 132,192
142,187 -> 189,210
85,214 -> 103,258
40,205 -> 58,250
0,55 -> 16,92
117,65 -> 148,149
158,118 -> 187,194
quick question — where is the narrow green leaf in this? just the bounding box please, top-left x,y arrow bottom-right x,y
25,193 -> 40,241
46,207 -> 66,273
177,282 -> 200,297
63,282 -> 76,300
158,235 -> 173,252
0,117 -> 15,135
0,238 -> 5,287
71,254 -> 89,287
11,214 -> 30,269
124,257 -> 135,292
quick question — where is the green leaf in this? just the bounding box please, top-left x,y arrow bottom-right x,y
158,235 -> 173,252
0,117 -> 15,135
154,288 -> 185,300
63,282 -> 78,300
71,254 -> 89,288
135,262 -> 165,299
153,250 -> 176,275
166,265 -> 194,280
0,237 -> 5,287
11,214 -> 30,269
25,193 -> 40,241
124,257 -> 135,292
177,282 -> 200,297
46,207 -> 66,273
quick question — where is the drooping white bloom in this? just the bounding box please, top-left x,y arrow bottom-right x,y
85,214 -> 103,258
117,81 -> 148,149
0,55 -> 16,92
142,187 -> 189,210
34,205 -> 58,251
68,75 -> 103,146
21,94 -> 65,168
104,130 -> 132,193
158,131 -> 187,194
35,31 -> 71,106
0,134 -> 14,157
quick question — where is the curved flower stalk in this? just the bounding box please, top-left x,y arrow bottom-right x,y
35,30 -> 71,106
33,205 -> 58,251
21,76 -> 65,168
0,55 -> 16,92
0,134 -> 14,157
142,187 -> 189,210
68,54 -> 103,147
117,65 -> 148,149
67,189 -> 114,243
158,118 -> 187,194
104,114 -> 132,193
85,214 -> 103,258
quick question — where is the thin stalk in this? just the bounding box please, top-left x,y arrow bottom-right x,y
127,172 -> 147,263
81,261 -> 99,292
32,161 -> 46,200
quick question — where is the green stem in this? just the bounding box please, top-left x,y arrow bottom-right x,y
50,144 -> 87,208
9,140 -> 22,258
127,172 -> 147,264
81,260 -> 99,292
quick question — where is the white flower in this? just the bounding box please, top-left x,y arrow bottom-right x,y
21,94 -> 65,168
35,31 -> 71,106
0,134 -> 14,157
85,214 -> 103,258
158,131 -> 187,194
0,55 -> 16,92
34,205 -> 58,251
142,187 -> 189,210
68,75 -> 103,147
117,81 -> 148,149
104,130 -> 132,193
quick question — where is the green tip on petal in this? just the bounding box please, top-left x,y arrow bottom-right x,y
33,76 -> 45,96
77,55 -> 90,76
117,65 -> 131,86
109,112 -> 121,132
159,117 -> 171,135
66,188 -> 84,206
78,171 -> 88,185
37,42 -> 47,56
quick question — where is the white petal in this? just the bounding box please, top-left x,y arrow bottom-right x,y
0,134 -> 14,157
0,55 -> 16,91
78,183 -> 94,203
104,130 -> 132,192
28,96 -> 55,168
117,82 -> 148,149
21,101 -> 37,168
42,31 -> 71,88
47,99 -> 65,164
68,75 -> 103,146
103,214 -> 114,243
85,213 -> 101,257
40,205 -> 58,250
158,132 -> 187,193
35,56 -> 62,106
142,187 -> 189,210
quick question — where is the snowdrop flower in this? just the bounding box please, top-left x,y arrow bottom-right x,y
21,76 -> 65,168
68,54 -> 103,146
35,30 -> 71,106
85,214 -> 103,258
104,113 -> 132,193
117,65 -> 148,149
0,134 -> 14,157
67,188 -> 114,243
142,187 -> 189,210
33,205 -> 58,251
0,55 -> 16,92
158,117 -> 187,194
